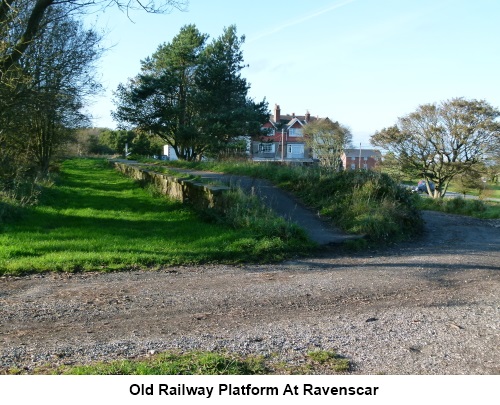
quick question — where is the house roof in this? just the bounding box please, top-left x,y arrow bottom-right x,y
343,149 -> 382,159
270,114 -> 322,128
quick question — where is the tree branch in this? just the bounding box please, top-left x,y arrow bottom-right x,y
1,0 -> 54,77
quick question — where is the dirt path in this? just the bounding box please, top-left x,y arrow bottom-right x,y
1,211 -> 499,374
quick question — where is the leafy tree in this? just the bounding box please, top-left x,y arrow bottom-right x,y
193,26 -> 268,158
456,165 -> 486,197
113,24 -> 268,161
80,129 -> 162,156
303,119 -> 352,172
99,129 -> 135,154
486,154 -> 500,184
371,98 -> 500,198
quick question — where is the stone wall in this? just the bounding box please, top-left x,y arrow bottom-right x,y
113,162 -> 230,212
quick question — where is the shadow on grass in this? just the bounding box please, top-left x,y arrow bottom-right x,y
0,205 -> 251,273
40,185 -> 184,214
1,159 -> 311,274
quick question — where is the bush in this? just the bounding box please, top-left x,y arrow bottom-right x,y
292,170 -> 423,242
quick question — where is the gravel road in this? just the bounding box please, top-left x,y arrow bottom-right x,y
1,211 -> 499,374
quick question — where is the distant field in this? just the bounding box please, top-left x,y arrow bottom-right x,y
0,159 -> 312,275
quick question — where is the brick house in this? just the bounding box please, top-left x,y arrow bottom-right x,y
252,104 -> 323,162
341,148 -> 381,170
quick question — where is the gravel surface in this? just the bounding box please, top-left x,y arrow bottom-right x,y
1,211 -> 499,374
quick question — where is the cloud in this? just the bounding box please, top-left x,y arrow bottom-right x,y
247,0 -> 357,43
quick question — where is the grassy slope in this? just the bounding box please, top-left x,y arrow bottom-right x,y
159,159 -> 500,219
0,159 -> 312,275
145,159 -> 424,242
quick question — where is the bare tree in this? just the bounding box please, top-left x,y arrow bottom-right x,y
18,7 -> 104,175
1,0 -> 186,199
0,0 -> 187,79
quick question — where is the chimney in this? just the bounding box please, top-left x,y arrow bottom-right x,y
274,104 -> 281,123
305,110 -> 311,123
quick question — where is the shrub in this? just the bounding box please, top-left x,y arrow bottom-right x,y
293,170 -> 423,243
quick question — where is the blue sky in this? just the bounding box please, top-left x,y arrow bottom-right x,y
86,0 -> 500,146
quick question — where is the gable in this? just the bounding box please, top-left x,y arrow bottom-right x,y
286,117 -> 305,129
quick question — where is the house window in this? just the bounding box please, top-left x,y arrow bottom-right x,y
287,144 -> 304,158
289,128 -> 303,137
259,143 -> 275,153
363,163 -> 368,169
351,163 -> 356,170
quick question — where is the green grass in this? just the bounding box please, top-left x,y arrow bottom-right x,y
0,159 -> 313,275
445,180 -> 499,199
5,350 -> 350,375
61,351 -> 268,375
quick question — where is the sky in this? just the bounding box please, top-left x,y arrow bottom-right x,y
84,0 -> 500,147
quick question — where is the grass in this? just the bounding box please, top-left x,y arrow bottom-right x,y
417,196 -> 500,219
446,181 -> 500,199
61,351 -> 268,375
0,159 -> 314,276
4,350 -> 350,375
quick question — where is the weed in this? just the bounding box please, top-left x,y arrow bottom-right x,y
306,350 -> 351,372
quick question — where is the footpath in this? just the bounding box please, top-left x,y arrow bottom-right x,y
116,160 -> 355,245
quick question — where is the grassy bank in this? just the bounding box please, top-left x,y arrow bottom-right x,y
0,159 -> 313,275
144,159 -> 423,244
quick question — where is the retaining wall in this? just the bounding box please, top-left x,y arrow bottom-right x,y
113,162 -> 230,212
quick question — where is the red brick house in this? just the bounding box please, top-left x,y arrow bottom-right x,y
341,148 -> 381,170
252,104 -> 322,162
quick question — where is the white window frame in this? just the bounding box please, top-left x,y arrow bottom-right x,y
259,143 -> 275,153
289,128 -> 303,137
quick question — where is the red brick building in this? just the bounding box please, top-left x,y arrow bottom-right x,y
341,148 -> 381,170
